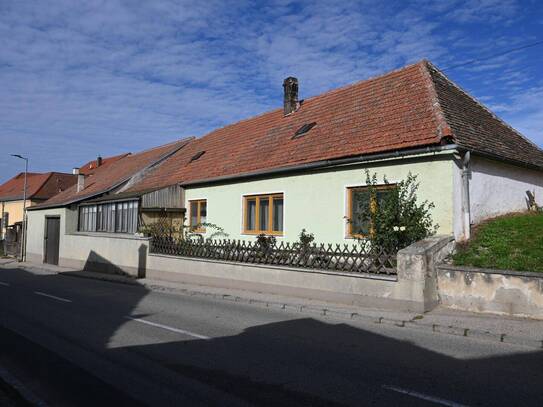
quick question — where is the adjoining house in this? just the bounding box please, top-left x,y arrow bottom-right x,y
25,139 -> 192,268
0,171 -> 76,255
26,60 -> 543,276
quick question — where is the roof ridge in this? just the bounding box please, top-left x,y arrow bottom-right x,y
425,61 -> 543,152
132,136 -> 194,156
202,60 -> 427,136
418,61 -> 453,140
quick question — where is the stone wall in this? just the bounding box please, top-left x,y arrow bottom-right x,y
437,264 -> 543,319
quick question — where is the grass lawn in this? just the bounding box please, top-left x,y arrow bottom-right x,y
453,212 -> 543,273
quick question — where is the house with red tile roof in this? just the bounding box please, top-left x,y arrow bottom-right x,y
25,60 -> 543,275
0,171 -> 76,242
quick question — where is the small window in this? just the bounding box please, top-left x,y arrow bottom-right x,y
244,194 -> 283,235
189,199 -> 207,232
189,151 -> 205,163
347,185 -> 396,237
292,122 -> 316,139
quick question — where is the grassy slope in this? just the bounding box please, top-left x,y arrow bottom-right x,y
453,212 -> 543,273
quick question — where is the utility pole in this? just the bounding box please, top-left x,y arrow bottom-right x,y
10,154 -> 28,262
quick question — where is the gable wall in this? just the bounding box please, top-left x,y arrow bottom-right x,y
469,156 -> 543,224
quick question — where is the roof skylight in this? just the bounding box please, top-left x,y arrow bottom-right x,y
189,151 -> 205,163
292,122 -> 316,139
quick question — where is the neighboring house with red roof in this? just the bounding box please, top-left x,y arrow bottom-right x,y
0,172 -> 76,240
25,60 -> 543,275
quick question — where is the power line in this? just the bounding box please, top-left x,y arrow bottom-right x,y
442,39 -> 543,71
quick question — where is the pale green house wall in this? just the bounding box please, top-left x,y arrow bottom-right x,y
184,154 -> 455,244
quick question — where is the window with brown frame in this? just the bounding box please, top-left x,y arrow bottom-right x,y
189,199 -> 207,232
243,193 -> 283,235
347,185 -> 396,238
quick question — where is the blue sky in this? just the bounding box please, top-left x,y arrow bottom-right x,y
1,0 -> 542,183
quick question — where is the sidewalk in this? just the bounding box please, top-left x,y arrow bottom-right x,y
2,258 -> 543,349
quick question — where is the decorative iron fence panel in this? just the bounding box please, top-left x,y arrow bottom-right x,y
150,237 -> 397,275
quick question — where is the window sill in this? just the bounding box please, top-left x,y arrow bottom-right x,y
241,231 -> 284,237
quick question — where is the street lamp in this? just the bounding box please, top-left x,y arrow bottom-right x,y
10,154 -> 28,262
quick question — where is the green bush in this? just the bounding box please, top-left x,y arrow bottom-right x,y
350,170 -> 438,252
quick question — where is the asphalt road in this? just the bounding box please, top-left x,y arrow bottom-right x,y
0,266 -> 542,406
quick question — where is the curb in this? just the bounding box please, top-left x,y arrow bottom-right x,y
3,264 -> 543,350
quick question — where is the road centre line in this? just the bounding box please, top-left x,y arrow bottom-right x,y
126,316 -> 211,340
0,281 -> 10,286
382,385 -> 467,407
34,291 -> 72,303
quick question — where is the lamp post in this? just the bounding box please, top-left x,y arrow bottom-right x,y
10,154 -> 28,262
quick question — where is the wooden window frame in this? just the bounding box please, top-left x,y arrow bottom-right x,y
347,184 -> 396,238
189,199 -> 207,232
243,193 -> 284,236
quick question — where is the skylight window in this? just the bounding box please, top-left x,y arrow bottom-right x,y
292,122 -> 316,139
189,151 -> 205,163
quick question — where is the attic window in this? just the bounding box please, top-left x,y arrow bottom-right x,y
189,151 -> 205,163
292,122 -> 316,139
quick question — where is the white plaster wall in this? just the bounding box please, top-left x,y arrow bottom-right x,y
26,207 -> 149,276
469,156 -> 543,224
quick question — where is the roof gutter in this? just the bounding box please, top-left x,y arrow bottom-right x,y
181,144 -> 460,187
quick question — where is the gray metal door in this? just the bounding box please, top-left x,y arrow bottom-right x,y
45,217 -> 60,265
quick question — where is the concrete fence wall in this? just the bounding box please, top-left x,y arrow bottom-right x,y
147,235 -> 455,312
437,264 -> 543,319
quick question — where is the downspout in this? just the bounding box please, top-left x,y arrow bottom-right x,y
461,151 -> 471,240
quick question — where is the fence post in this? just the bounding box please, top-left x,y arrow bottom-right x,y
394,235 -> 455,312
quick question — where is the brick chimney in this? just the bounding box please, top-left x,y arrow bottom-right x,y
283,77 -> 299,116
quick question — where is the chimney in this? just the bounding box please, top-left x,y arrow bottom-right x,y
97,156 -> 103,167
72,167 -> 79,175
77,174 -> 85,192
283,77 -> 299,116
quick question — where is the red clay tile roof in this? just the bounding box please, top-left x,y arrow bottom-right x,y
128,61 -> 450,192
0,172 -> 76,201
128,60 -> 543,193
425,63 -> 543,168
79,153 -> 130,175
33,138 -> 192,208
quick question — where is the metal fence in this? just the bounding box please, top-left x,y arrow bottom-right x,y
150,237 -> 397,275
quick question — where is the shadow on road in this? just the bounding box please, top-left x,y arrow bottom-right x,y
1,266 -> 543,406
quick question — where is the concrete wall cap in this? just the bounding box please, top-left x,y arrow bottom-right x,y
398,235 -> 454,256
438,263 -> 543,279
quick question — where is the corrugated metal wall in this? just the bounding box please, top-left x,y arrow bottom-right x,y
141,185 -> 184,209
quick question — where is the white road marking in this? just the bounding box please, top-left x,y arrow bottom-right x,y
126,316 -> 210,340
34,291 -> 72,303
0,281 -> 10,286
383,385 -> 467,407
